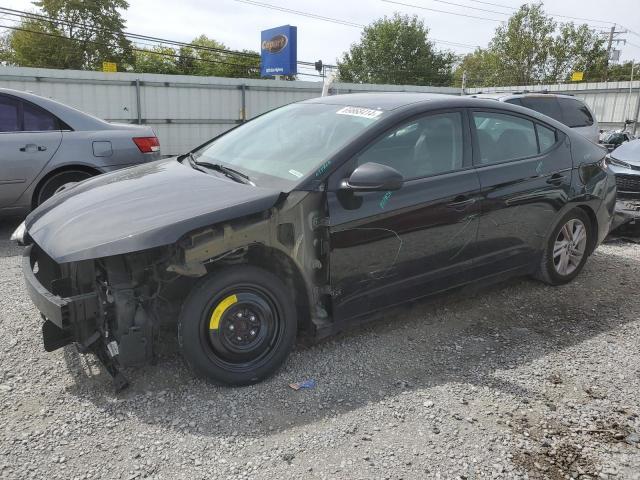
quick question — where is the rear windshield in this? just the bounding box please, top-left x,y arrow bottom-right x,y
558,97 -> 594,127
517,97 -> 563,123
508,96 -> 594,128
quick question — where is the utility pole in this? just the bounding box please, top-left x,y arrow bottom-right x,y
602,24 -> 627,81
622,61 -> 635,124
461,71 -> 467,96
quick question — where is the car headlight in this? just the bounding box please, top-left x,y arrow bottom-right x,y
10,221 -> 26,245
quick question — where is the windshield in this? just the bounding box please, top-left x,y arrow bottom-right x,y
192,103 -> 385,187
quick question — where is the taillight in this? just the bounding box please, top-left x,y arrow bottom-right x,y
132,136 -> 160,153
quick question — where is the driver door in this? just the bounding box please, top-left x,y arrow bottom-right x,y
326,110 -> 482,321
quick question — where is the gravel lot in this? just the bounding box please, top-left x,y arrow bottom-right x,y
1,217 -> 639,480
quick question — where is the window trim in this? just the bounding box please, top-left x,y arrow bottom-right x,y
0,93 -> 71,133
469,108 -> 563,167
348,107 -> 472,182
535,122 -> 559,154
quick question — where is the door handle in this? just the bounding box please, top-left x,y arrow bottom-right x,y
19,144 -> 46,152
447,196 -> 477,210
547,173 -> 566,185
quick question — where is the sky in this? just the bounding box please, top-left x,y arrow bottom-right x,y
2,0 -> 640,79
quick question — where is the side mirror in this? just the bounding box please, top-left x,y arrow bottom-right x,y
341,162 -> 404,192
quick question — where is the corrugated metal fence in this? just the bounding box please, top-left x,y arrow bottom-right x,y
0,66 -> 458,155
1,66 -> 638,155
467,81 -> 640,132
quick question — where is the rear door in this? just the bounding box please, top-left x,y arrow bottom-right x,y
0,94 -> 63,208
471,109 -> 572,275
327,109 -> 481,319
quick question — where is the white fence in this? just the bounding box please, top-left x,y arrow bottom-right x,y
2,66 -> 638,155
0,66 -> 458,155
467,81 -> 640,132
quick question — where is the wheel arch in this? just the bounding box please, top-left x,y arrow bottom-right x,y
245,244 -> 313,334
576,204 -> 599,254
32,164 -> 102,209
204,244 -> 314,334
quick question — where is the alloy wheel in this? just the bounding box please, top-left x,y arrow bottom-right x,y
553,218 -> 587,276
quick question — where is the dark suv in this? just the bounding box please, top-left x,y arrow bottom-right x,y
470,92 -> 599,143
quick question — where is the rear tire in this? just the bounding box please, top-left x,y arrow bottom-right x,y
35,170 -> 93,206
178,265 -> 297,385
536,208 -> 592,286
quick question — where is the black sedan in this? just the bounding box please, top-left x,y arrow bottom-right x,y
15,93 -> 616,389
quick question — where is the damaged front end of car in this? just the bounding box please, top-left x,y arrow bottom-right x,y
21,190 -> 331,391
23,243 -> 173,390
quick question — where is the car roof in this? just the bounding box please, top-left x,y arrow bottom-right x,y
300,92 -> 573,132
468,92 -> 580,101
302,92 -> 474,111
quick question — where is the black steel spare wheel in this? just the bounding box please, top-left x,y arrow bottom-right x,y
178,265 -> 297,385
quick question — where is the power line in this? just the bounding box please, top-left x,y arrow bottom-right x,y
621,27 -> 640,39
0,21 -> 455,83
0,23 -> 262,70
430,0 -> 515,16
462,0 -> 617,26
233,0 -> 363,28
231,0 -> 478,49
0,6 -> 261,61
465,0 -> 513,9
381,0 -> 504,22
0,8 -> 343,74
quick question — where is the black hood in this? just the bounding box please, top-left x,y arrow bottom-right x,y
25,158 -> 282,263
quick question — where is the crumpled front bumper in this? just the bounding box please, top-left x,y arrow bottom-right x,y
612,198 -> 640,232
22,245 -> 99,352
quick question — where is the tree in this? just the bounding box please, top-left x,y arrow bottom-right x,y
0,32 -> 15,65
545,22 -> 607,82
133,46 -> 181,75
337,13 -> 455,86
600,60 -> 635,82
455,3 -> 608,87
179,35 -> 260,78
453,49 -> 502,88
133,35 -> 260,78
8,0 -> 132,70
490,3 -> 555,85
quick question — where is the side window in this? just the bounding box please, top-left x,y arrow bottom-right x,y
473,112 -> 538,164
536,124 -> 557,152
356,112 -> 464,179
558,98 -> 593,127
0,95 -> 20,132
519,97 -> 563,122
23,102 -> 59,131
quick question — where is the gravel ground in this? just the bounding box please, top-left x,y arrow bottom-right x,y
1,217 -> 639,480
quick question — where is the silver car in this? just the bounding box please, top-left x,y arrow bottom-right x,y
469,92 -> 599,143
0,88 -> 161,215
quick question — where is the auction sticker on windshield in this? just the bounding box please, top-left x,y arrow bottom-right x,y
336,106 -> 383,119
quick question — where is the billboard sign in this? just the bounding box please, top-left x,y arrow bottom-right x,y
260,25 -> 297,77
